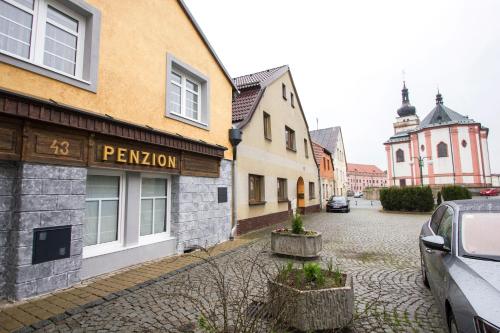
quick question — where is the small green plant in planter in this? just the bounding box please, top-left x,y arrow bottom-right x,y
303,262 -> 325,286
291,213 -> 304,234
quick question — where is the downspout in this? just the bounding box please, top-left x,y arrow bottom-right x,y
229,128 -> 242,239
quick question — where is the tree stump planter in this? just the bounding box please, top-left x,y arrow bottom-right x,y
268,274 -> 354,332
271,231 -> 322,258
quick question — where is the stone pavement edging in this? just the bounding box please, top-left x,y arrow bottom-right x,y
0,239 -> 254,333
378,209 -> 432,216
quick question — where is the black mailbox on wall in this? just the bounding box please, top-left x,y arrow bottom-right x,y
32,226 -> 72,264
218,187 -> 228,203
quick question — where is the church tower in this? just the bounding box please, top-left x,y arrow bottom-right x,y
393,82 -> 420,134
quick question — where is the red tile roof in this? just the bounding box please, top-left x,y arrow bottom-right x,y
232,87 -> 261,122
233,66 -> 287,89
312,142 -> 326,165
347,163 -> 384,174
232,66 -> 288,123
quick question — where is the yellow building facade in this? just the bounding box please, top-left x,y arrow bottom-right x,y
0,0 -> 234,300
232,66 -> 320,234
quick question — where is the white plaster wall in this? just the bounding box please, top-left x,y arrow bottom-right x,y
458,127 -> 473,174
332,131 -> 348,196
391,142 -> 412,178
430,128 -> 454,176
481,136 -> 492,183
417,132 -> 429,178
463,176 -> 474,184
492,175 -> 500,187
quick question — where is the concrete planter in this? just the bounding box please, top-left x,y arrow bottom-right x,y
271,231 -> 322,258
268,274 -> 354,331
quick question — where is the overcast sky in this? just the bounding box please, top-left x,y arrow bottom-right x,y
185,0 -> 500,172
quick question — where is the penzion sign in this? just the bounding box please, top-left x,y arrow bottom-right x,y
101,145 -> 177,169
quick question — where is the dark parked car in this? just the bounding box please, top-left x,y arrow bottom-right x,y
326,196 -> 350,213
419,200 -> 500,333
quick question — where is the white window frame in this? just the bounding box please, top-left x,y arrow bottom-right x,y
138,173 -> 172,245
170,70 -> 202,124
83,169 -> 126,259
0,0 -> 86,80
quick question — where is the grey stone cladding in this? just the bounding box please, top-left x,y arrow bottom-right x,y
0,161 -> 17,300
1,163 -> 86,300
171,159 -> 232,253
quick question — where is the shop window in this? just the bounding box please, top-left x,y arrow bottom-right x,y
437,142 -> 448,157
140,178 -> 168,237
249,174 -> 265,204
285,126 -> 296,151
304,139 -> 308,158
309,182 -> 315,199
167,54 -> 210,129
0,0 -> 101,91
396,149 -> 405,162
84,175 -> 120,246
277,177 -> 287,201
263,112 -> 272,140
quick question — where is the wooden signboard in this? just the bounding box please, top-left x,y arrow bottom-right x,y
181,153 -> 220,178
0,117 -> 22,161
89,137 -> 181,174
0,118 -> 220,178
23,125 -> 88,166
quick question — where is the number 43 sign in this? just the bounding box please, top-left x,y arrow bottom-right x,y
50,139 -> 70,156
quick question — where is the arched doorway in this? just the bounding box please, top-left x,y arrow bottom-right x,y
297,177 -> 305,214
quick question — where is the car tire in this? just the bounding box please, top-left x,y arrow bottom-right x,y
448,312 -> 459,333
420,254 -> 430,288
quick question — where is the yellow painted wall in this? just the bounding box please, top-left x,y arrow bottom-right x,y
236,71 -> 320,220
0,0 -> 233,159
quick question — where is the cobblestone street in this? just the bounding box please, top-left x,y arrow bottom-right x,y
22,207 -> 445,333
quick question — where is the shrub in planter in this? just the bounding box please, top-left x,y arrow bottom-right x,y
269,261 -> 354,331
441,185 -> 472,201
271,213 -> 321,257
380,186 -> 434,212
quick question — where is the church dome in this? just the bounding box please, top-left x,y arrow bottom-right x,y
397,82 -> 416,117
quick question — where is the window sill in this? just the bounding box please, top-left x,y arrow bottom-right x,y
265,137 -> 272,142
166,111 -> 209,131
278,199 -> 289,203
83,241 -> 123,259
1,48 -> 96,93
286,147 -> 297,152
83,234 -> 175,259
139,233 -> 175,246
249,201 -> 266,206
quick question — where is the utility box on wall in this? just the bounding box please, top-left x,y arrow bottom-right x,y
32,226 -> 72,264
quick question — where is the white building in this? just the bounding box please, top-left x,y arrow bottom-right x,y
384,83 -> 492,187
310,127 -> 348,196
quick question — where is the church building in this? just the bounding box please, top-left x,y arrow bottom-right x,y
384,83 -> 492,187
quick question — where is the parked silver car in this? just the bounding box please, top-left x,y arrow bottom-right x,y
419,200 -> 500,333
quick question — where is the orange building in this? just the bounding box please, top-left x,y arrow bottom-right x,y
312,142 -> 334,206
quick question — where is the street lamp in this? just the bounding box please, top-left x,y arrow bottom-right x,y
412,156 -> 432,187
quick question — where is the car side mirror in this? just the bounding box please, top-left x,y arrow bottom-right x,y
422,235 -> 450,252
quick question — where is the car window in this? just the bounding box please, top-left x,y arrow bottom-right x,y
430,206 -> 447,234
437,207 -> 454,249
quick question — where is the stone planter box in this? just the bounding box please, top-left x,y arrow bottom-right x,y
271,231 -> 322,258
268,274 -> 354,331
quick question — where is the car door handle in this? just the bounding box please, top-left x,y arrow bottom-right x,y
425,248 -> 434,254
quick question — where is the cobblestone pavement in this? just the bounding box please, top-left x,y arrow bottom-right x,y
26,209 -> 445,333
